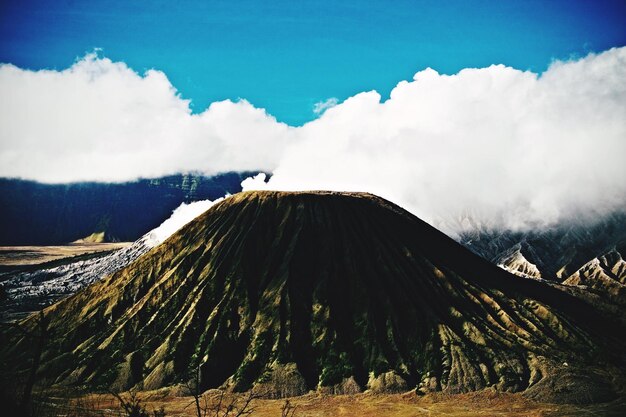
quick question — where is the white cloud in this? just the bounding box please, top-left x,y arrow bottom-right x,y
243,48 -> 626,233
240,172 -> 270,190
0,53 -> 292,182
313,97 -> 339,115
2,48 -> 625,233
147,197 -> 224,245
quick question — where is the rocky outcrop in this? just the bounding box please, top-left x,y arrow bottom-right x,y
562,247 -> 626,301
495,244 -> 543,279
367,371 -> 408,393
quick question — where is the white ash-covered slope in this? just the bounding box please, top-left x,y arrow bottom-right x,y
0,199 -> 221,320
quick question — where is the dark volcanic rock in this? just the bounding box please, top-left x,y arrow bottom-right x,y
1,191 -> 624,400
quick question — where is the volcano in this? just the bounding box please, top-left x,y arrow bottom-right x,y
2,191 -> 624,402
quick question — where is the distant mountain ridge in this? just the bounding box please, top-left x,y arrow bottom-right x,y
0,173 -> 255,245
458,212 -> 626,281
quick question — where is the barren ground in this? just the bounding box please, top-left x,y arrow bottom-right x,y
0,243 -> 130,267
75,390 -> 626,417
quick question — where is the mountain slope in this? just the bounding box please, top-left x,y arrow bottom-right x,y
0,237 -> 150,321
2,192 -> 624,402
0,198 -> 222,321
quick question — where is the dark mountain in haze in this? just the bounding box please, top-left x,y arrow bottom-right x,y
2,191 -> 623,402
458,213 -> 626,282
0,173 -> 254,245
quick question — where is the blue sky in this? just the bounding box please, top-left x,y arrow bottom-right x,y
1,0 -> 625,125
